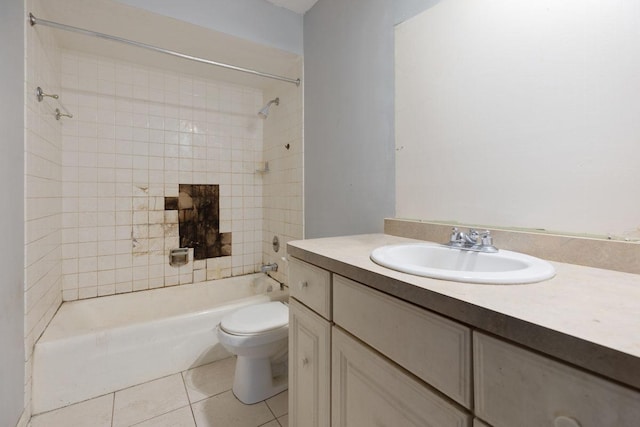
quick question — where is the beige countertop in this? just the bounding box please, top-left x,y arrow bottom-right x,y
288,233 -> 640,391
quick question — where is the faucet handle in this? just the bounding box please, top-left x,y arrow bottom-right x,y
449,227 -> 461,242
480,230 -> 493,246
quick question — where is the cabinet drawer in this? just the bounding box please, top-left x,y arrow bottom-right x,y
289,299 -> 331,427
474,332 -> 640,427
333,275 -> 472,408
332,327 -> 470,427
289,257 -> 332,320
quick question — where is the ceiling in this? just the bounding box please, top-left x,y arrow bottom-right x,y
265,0 -> 319,14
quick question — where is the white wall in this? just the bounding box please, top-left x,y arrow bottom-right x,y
0,1 -> 26,425
115,0 -> 303,55
396,0 -> 640,238
395,0 -> 442,24
302,0 -> 440,238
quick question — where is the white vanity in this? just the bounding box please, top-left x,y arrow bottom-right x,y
287,232 -> 640,427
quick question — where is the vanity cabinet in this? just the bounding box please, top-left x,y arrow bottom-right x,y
288,255 -> 640,427
289,257 -> 472,427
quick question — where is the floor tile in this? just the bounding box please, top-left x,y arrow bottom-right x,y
265,390 -> 288,418
133,406 -> 195,427
113,374 -> 190,427
277,414 -> 288,427
191,390 -> 274,427
30,394 -> 113,427
183,357 -> 236,403
259,421 -> 280,427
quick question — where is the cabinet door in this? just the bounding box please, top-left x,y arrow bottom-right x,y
332,327 -> 470,427
289,299 -> 331,427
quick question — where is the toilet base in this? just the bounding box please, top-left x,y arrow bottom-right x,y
232,355 -> 288,404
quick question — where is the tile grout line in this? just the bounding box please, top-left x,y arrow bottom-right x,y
127,405 -> 192,427
188,387 -> 234,406
110,392 -> 115,427
263,398 -> 278,426
180,369 -> 198,426
113,373 -> 192,427
30,392 -> 114,419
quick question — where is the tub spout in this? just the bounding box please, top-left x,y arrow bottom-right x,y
260,263 -> 278,273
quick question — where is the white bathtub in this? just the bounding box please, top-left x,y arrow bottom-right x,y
32,273 -> 287,414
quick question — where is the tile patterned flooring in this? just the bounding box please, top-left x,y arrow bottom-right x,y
30,357 -> 288,427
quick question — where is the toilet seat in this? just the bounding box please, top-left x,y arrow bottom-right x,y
220,301 -> 288,336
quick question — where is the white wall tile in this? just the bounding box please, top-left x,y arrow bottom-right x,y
60,50 -> 265,298
261,73 -> 304,285
24,2 -> 65,415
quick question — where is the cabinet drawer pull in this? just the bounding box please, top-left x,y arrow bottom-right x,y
554,416 -> 581,427
298,281 -> 308,290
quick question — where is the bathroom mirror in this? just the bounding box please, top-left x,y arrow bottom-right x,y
395,0 -> 640,240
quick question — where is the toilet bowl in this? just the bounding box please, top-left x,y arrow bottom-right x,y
216,301 -> 289,404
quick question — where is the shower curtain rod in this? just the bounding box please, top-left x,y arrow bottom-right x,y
29,13 -> 301,87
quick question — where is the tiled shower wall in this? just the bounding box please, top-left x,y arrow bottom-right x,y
262,70 -> 304,285
59,50 -> 265,301
24,0 -> 63,419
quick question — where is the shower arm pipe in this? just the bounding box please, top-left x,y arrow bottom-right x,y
36,86 -> 73,118
28,13 -> 301,87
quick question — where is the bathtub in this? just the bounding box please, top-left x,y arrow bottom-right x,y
32,273 -> 287,414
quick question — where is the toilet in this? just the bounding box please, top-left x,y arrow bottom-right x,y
216,301 -> 289,404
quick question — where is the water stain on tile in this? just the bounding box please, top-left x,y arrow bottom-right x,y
166,184 -> 232,260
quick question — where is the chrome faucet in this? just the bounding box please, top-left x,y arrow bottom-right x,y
260,263 -> 278,273
445,227 -> 498,253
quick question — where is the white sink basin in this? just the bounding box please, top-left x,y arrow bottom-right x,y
370,243 -> 555,284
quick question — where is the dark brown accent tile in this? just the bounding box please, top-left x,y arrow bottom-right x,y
175,184 -> 231,260
164,197 -> 179,211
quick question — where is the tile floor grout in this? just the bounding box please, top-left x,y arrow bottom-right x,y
264,400 -> 278,427
179,372 -> 199,427
110,392 -> 115,427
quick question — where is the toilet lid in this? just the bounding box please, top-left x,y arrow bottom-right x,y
220,302 -> 288,335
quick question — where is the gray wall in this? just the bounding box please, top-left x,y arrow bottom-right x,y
0,1 -> 26,425
395,0 -> 443,24
303,0 -> 439,238
116,0 -> 304,54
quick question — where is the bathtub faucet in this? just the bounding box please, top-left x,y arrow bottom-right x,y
260,263 -> 278,273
